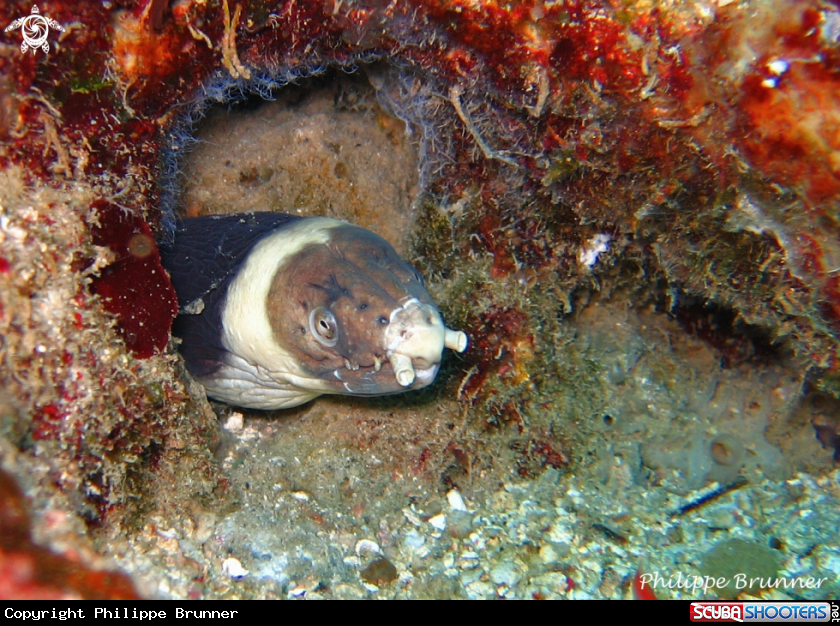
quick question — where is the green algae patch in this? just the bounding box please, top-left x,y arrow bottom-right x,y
699,539 -> 781,599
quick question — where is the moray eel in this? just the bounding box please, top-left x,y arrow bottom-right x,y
160,212 -> 467,409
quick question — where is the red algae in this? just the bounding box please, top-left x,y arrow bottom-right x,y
88,200 -> 178,359
459,304 -> 534,402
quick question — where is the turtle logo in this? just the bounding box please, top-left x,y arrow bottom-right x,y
5,5 -> 64,54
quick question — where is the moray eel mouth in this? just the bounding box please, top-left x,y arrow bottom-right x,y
161,212 -> 467,410
319,295 -> 468,394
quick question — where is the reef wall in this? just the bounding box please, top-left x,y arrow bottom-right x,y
0,0 -> 838,598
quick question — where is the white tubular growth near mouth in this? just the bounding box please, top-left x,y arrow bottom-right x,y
445,329 -> 468,352
389,353 -> 416,387
384,298 -> 468,387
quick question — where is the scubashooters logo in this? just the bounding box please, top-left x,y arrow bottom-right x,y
4,5 -> 64,54
690,602 -> 835,623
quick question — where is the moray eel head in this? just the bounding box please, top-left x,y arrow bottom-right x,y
269,224 -> 467,395
161,213 -> 467,410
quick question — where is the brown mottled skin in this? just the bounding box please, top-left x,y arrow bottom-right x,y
267,225 -> 437,395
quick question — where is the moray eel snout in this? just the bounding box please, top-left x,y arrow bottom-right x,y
160,212 -> 467,410
384,297 -> 468,387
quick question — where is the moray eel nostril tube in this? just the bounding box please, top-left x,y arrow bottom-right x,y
159,212 -> 468,410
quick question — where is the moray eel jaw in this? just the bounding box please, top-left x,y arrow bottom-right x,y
160,213 -> 468,410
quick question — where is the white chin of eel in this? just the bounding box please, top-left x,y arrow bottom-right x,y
160,212 -> 468,410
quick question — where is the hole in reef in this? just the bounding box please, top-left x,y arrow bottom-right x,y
660,290 -> 785,368
178,66 -> 420,255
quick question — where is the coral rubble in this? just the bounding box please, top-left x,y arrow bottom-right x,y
0,466 -> 139,599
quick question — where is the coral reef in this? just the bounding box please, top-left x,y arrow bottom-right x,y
0,466 -> 139,599
0,0 -> 838,599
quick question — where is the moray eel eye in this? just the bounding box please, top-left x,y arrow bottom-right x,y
309,306 -> 338,347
